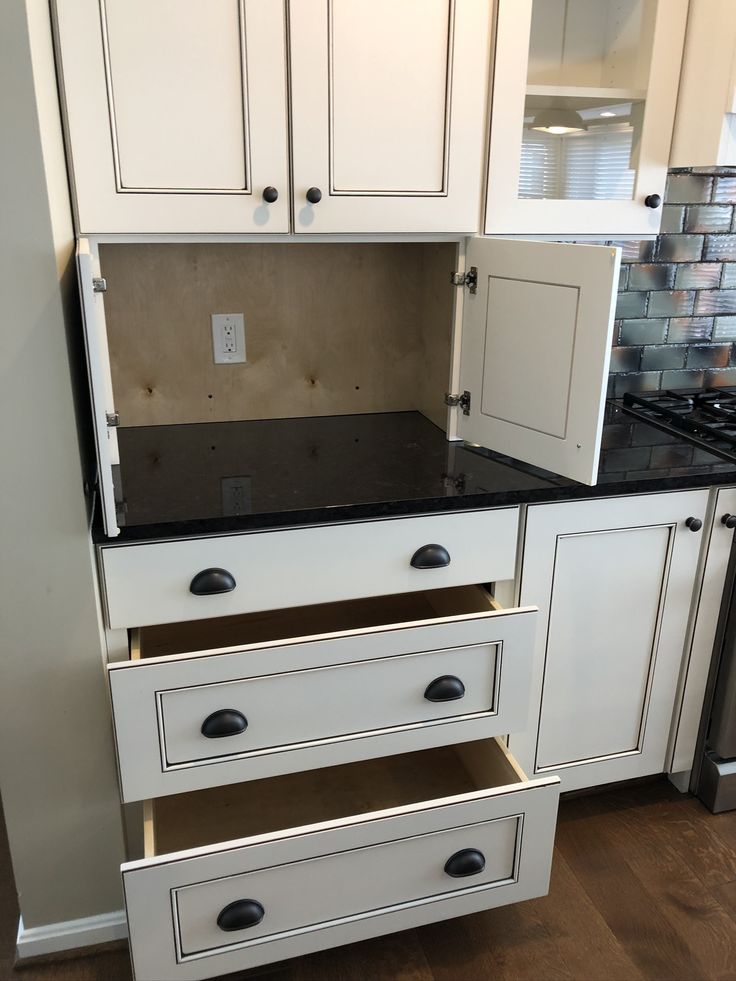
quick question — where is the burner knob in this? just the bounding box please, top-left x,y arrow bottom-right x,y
686,516 -> 703,532
722,514 -> 736,529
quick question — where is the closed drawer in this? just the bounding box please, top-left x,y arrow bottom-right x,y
124,738 -> 560,981
110,585 -> 538,801
99,509 -> 519,629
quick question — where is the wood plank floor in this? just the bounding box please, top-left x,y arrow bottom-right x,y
3,778 -> 736,980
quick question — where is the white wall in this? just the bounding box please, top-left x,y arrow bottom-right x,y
0,0 -> 125,936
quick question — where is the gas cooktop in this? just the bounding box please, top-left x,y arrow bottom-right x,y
622,388 -> 736,463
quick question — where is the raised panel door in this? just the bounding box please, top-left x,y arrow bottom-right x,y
289,0 -> 491,233
511,491 -> 708,791
54,0 -> 289,233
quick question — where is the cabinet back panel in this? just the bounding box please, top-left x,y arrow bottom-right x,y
99,243 -> 455,428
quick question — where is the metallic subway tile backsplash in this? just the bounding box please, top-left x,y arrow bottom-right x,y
611,168 -> 736,392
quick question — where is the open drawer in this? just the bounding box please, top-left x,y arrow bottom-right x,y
109,586 -> 537,802
123,737 -> 560,981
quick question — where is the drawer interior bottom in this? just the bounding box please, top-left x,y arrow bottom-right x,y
134,584 -> 498,660
146,737 -> 524,858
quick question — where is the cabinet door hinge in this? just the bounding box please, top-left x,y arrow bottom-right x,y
106,411 -> 120,427
450,267 -> 477,294
92,277 -> 107,293
445,391 -> 471,415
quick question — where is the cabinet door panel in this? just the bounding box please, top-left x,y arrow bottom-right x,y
289,0 -> 490,233
535,524 -> 671,769
458,237 -> 619,485
330,0 -> 450,193
511,492 -> 708,791
54,0 -> 289,233
104,1 -> 248,191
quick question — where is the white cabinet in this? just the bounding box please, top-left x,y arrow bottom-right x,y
670,0 -> 736,167
80,235 -> 620,537
485,0 -> 688,235
53,0 -> 290,234
54,0 -> 491,235
289,0 -> 491,233
510,491 -> 709,792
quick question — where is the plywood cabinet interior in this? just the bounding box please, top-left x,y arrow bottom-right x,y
79,236 -> 620,536
53,0 -> 491,234
510,491 -> 709,792
485,0 -> 688,235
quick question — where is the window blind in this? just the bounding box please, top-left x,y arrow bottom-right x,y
519,127 -> 635,200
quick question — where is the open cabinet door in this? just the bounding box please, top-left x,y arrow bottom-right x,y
457,238 -> 620,485
77,239 -> 120,536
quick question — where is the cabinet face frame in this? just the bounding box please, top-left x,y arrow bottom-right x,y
52,0 -> 290,234
484,0 -> 688,235
511,490 -> 710,792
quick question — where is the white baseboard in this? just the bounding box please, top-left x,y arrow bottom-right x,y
16,910 -> 128,959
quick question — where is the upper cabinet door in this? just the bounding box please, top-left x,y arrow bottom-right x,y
485,0 -> 688,236
289,0 -> 491,234
458,237 -> 620,485
54,1 -> 289,234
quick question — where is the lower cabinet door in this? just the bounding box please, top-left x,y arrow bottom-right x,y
511,490 -> 709,792
123,738 -> 560,981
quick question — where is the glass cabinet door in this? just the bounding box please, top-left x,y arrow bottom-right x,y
485,0 -> 688,236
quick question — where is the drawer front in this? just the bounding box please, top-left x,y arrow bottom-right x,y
175,817 -> 519,957
99,509 -> 519,629
110,606 -> 537,802
123,748 -> 559,981
162,644 -> 498,765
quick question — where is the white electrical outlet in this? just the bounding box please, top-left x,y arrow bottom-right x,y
212,313 -> 246,364
221,476 -> 252,515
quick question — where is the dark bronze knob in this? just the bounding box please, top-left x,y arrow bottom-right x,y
217,899 -> 264,931
644,193 -> 662,209
306,187 -> 322,204
201,709 -> 248,739
444,848 -> 486,877
410,544 -> 451,569
189,568 -> 236,595
424,676 -> 465,702
262,186 -> 278,203
722,514 -> 736,529
686,516 -> 703,532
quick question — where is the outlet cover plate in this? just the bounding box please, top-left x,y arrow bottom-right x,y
212,313 -> 246,364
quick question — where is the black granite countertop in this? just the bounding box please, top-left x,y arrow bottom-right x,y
98,403 -> 736,543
